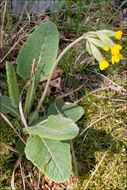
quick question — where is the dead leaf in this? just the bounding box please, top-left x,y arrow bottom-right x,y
50,77 -> 62,89
39,67 -> 63,96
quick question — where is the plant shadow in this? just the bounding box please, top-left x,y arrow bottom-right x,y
74,128 -> 126,176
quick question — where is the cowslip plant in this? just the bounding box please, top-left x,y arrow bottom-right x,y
85,30 -> 123,70
0,22 -> 123,183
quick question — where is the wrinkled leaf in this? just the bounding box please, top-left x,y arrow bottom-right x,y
17,22 -> 59,81
0,96 -> 20,118
6,62 -> 19,107
28,115 -> 79,140
48,101 -> 84,122
25,135 -> 71,182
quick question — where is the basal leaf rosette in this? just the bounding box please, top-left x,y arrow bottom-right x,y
85,30 -> 123,70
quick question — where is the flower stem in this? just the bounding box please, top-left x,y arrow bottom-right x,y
29,34 -> 85,125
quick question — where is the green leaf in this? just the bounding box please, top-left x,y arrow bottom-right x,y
16,139 -> 25,155
24,73 -> 36,118
6,62 -> 19,107
28,115 -> 79,140
98,30 -> 115,37
48,101 -> 84,122
0,96 -> 20,118
17,22 -> 59,81
89,38 -> 104,48
86,31 -> 97,38
97,33 -> 114,48
25,135 -> 71,183
88,42 -> 103,63
86,40 -> 92,55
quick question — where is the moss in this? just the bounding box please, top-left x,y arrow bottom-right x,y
0,117 -> 19,188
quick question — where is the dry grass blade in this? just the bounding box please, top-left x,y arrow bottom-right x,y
0,33 -> 24,63
19,1 -> 28,21
37,171 -> 41,190
19,101 -> 29,130
92,94 -> 126,102
19,82 -> 30,131
20,163 -> 26,190
0,142 -> 21,155
11,156 -> 22,190
0,0 -> 7,50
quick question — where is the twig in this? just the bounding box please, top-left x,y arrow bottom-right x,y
11,156 -> 22,190
0,112 -> 26,144
80,107 -> 126,137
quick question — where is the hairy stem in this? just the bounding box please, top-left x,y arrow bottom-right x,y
29,34 -> 86,125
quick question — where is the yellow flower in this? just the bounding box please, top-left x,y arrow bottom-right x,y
99,60 -> 109,70
112,55 -> 120,64
103,45 -> 110,52
115,31 -> 122,40
111,53 -> 123,64
115,44 -> 122,50
118,53 -> 123,59
111,46 -> 120,55
111,44 -> 122,55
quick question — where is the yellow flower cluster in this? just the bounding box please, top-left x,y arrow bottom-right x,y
99,60 -> 109,70
111,44 -> 123,64
99,31 -> 123,70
